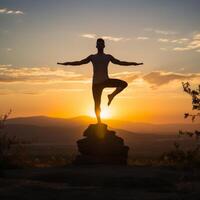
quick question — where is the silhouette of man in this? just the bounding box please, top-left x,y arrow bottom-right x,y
57,38 -> 143,123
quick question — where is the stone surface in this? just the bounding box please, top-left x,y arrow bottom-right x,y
73,123 -> 129,165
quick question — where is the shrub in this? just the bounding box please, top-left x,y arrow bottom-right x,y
162,82 -> 200,168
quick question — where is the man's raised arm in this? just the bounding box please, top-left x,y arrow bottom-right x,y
110,55 -> 143,66
57,55 -> 91,66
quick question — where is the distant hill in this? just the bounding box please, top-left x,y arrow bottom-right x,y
5,115 -> 199,157
7,115 -> 94,127
7,115 -> 200,134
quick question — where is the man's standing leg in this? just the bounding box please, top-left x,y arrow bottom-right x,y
92,84 -> 103,124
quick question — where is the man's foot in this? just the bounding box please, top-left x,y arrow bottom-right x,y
107,94 -> 114,106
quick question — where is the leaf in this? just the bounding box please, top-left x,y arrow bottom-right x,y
184,113 -> 189,118
192,115 -> 196,122
187,132 -> 194,137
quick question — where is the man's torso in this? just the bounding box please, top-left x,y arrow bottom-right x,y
90,53 -> 111,84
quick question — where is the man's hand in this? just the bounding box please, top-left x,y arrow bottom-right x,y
57,62 -> 64,65
136,62 -> 143,66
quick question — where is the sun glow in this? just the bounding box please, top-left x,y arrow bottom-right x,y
88,107 -> 112,119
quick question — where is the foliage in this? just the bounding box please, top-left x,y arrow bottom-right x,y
162,82 -> 200,168
182,82 -> 200,113
162,131 -> 200,168
0,110 -> 28,168
0,110 -> 13,167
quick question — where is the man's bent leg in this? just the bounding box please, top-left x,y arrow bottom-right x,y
92,84 -> 103,123
105,79 -> 128,106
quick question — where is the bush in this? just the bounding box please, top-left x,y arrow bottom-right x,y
161,82 -> 200,168
0,110 -> 26,168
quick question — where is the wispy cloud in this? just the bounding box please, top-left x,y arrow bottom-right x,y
158,38 -> 169,42
1,67 -> 200,95
144,28 -> 191,48
143,71 -> 200,88
81,33 -> 129,42
136,36 -> 149,40
158,38 -> 189,44
173,33 -> 200,52
0,66 -> 89,83
155,29 -> 178,35
101,36 -> 125,42
145,28 -> 178,35
171,38 -> 189,44
110,71 -> 140,83
81,33 -> 96,39
0,66 -> 90,95
6,48 -> 12,52
193,34 -> 200,40
0,64 -> 12,67
0,8 -> 24,15
110,70 -> 200,88
0,86 -> 86,96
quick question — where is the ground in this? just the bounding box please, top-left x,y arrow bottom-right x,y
1,166 -> 200,200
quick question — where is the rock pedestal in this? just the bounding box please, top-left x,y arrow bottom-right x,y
73,123 -> 129,165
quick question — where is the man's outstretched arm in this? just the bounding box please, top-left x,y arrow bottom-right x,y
57,55 -> 91,66
110,55 -> 143,66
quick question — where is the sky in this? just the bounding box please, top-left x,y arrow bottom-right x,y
0,0 -> 200,123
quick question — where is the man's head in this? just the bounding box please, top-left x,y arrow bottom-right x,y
96,38 -> 105,50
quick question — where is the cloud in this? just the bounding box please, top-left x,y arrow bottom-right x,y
193,34 -> 200,40
158,38 -> 169,42
0,66 -> 89,83
81,33 -> 129,42
171,38 -> 189,44
0,66 -> 90,95
110,71 -> 140,83
0,64 -> 12,67
154,29 -> 178,35
101,36 -> 125,42
158,38 -> 189,45
136,37 -> 149,40
6,48 -> 12,52
143,71 -> 200,88
180,38 -> 189,41
81,34 -> 97,39
173,33 -> 200,52
0,8 -> 6,13
179,68 -> 185,71
145,28 -> 178,35
2,64 -> 200,95
0,8 -> 24,15
15,11 -> 24,14
110,70 -> 200,88
0,86 -> 86,96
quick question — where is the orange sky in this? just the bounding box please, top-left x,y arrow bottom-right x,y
0,66 -> 198,123
0,0 -> 200,123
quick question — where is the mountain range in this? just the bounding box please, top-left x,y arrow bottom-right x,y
4,115 -> 199,157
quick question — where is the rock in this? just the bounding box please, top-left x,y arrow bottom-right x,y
73,123 -> 129,165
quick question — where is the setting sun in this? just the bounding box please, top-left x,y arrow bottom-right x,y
0,0 -> 199,125
101,107 -> 112,119
88,107 -> 112,119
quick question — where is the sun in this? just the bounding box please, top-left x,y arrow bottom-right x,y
88,107 -> 112,119
100,107 -> 112,119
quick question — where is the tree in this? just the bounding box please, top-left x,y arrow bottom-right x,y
162,83 -> 200,167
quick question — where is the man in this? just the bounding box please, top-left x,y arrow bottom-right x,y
57,38 -> 143,123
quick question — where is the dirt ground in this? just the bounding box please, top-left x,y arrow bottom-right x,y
1,166 -> 200,200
